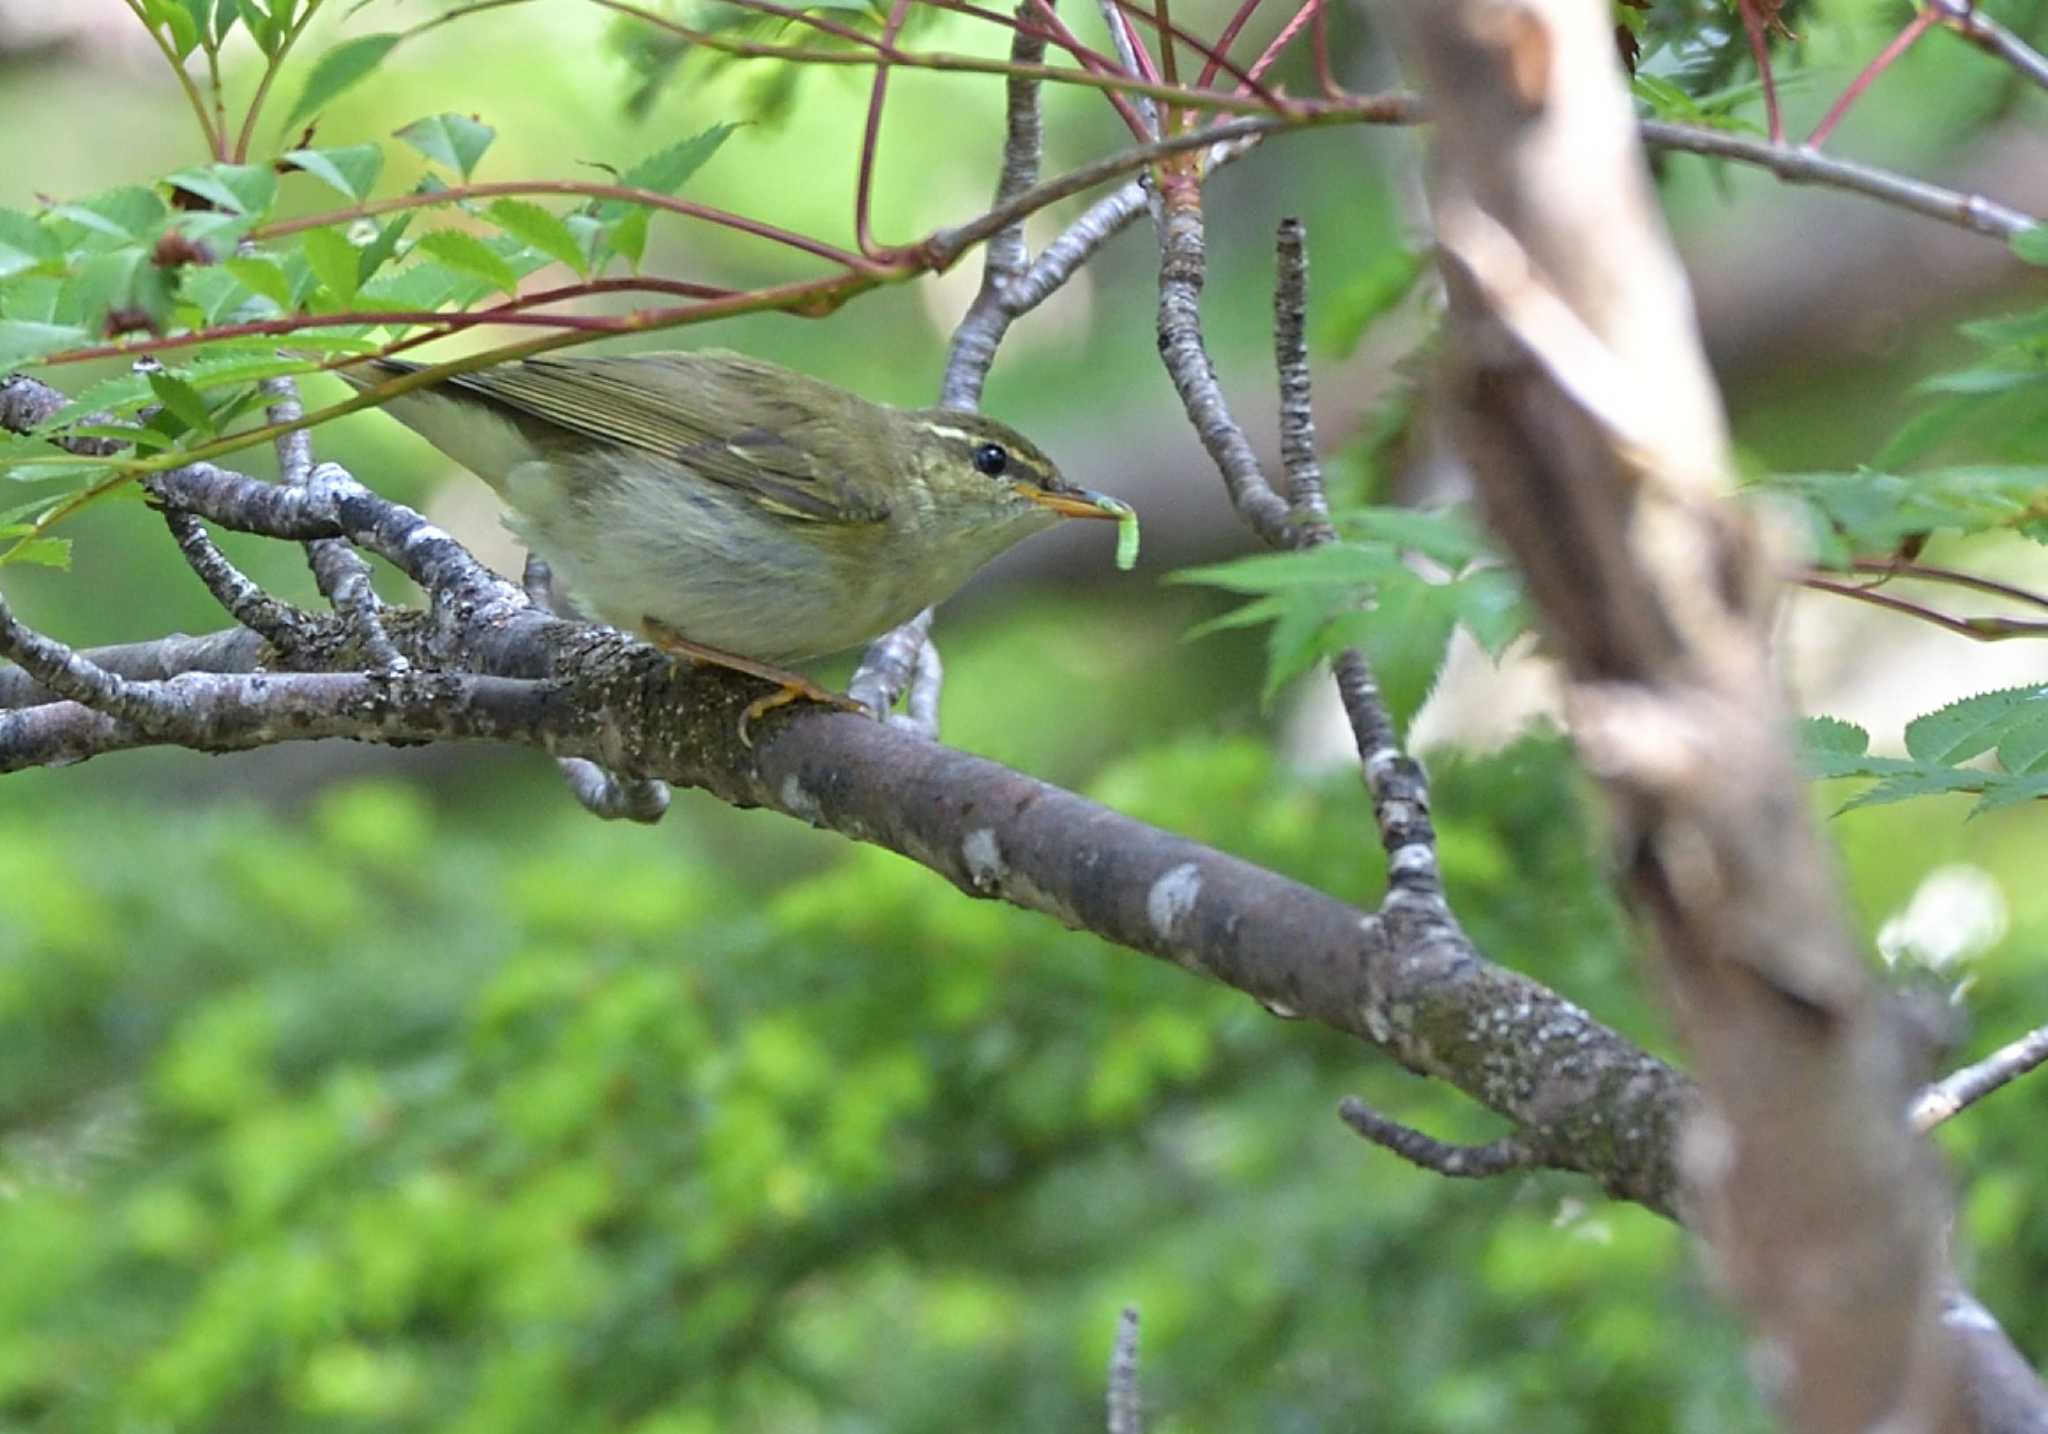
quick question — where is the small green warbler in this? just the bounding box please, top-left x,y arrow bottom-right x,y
340,349 -> 1134,720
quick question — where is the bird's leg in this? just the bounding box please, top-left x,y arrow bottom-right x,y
641,618 -> 865,746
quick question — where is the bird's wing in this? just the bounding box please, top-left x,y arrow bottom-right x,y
440,351 -> 892,525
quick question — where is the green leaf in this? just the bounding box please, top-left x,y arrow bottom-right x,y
604,208 -> 649,267
1915,366 -> 2047,397
300,226 -> 361,306
1347,581 -> 1457,733
284,33 -> 403,131
148,371 -> 215,434
485,199 -> 588,277
2011,226 -> 2048,267
1314,245 -> 1427,358
223,255 -> 294,310
1173,543 -> 1403,595
411,231 -> 519,295
1800,715 -> 1869,759
1345,505 -> 1491,568
1904,686 -> 2048,765
235,0 -> 276,52
49,187 -> 170,248
1447,567 -> 1527,658
1839,766 -> 1989,813
32,373 -> 157,432
0,320 -> 91,369
618,122 -> 739,196
181,353 -> 319,389
0,210 -> 61,281
0,533 -> 72,569
395,113 -> 496,179
284,144 -> 386,202
142,0 -> 202,56
356,212 -> 413,285
165,164 -> 279,218
1956,307 -> 2048,347
1973,770 -> 2048,815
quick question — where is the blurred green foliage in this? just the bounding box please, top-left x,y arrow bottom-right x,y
0,726 -> 1779,1433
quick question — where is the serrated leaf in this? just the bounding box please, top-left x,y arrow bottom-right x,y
357,212 -> 412,284
395,113 -> 496,179
1345,505 -> 1490,568
1173,542 -> 1404,595
285,33 -> 403,131
148,371 -> 214,434
1916,366 -> 2046,398
1447,567 -> 1527,657
49,187 -> 169,248
1972,770 -> 2048,815
0,320 -> 90,369
618,122 -> 739,197
181,353 -> 320,389
0,535 -> 72,569
604,208 -> 649,267
1904,685 -> 2048,765
1875,395 -> 1975,470
284,143 -> 385,202
356,259 -> 469,316
223,255 -> 293,309
1839,767 -> 1989,813
165,164 -> 278,218
0,210 -> 60,281
485,199 -> 587,277
300,226 -> 361,306
411,230 -> 519,295
1800,715 -> 1870,758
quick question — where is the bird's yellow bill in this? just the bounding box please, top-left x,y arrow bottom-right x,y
1020,487 -> 1139,571
1020,485 -> 1125,521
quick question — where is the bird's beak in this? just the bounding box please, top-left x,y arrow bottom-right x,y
1019,484 -> 1128,520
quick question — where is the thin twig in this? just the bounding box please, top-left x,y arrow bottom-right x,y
1929,0 -> 2048,95
1273,220 -> 1441,907
849,609 -> 933,720
1808,10 -> 1936,149
1155,186 -> 1297,545
1739,0 -> 1784,143
1105,1307 -> 1143,1434
1337,1096 -> 1547,1178
159,507 -> 310,648
1912,1020 -> 2048,1132
268,380 -> 407,674
1845,558 -> 2048,612
889,633 -> 945,739
856,0 -> 917,258
1639,119 -> 2039,241
1804,575 -> 2048,640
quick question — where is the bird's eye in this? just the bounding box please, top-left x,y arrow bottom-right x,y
972,442 -> 1010,478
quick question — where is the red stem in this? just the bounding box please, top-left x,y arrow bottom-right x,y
249,179 -> 887,275
1242,0 -> 1316,89
1807,10 -> 1936,148
1024,0 -> 1154,138
1740,0 -> 1784,144
856,0 -> 916,259
1105,0 -> 1284,107
1196,0 -> 1272,89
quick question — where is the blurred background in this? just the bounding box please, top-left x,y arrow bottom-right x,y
2,1 -> 2046,1429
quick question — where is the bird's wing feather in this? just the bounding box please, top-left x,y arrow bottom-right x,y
438,351 -> 891,525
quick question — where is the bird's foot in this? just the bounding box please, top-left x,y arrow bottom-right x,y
641,619 -> 864,747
